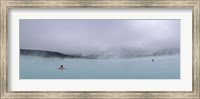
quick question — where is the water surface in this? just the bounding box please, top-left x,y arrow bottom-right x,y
20,55 -> 180,79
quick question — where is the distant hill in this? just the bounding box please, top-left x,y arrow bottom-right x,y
96,48 -> 180,58
20,48 -> 180,59
20,49 -> 96,59
152,48 -> 180,56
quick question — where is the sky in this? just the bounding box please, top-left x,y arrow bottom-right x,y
20,19 -> 180,56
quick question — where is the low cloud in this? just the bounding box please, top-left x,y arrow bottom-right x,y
20,19 -> 180,57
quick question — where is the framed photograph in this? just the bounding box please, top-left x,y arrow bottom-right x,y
1,0 -> 199,98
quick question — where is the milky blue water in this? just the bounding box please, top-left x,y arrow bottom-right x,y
20,55 -> 180,79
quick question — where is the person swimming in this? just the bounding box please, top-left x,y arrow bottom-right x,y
152,59 -> 154,62
59,65 -> 65,70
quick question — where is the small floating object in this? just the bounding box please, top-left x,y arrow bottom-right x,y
152,59 -> 154,62
59,65 -> 65,70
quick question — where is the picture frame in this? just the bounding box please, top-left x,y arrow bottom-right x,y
0,0 -> 199,98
